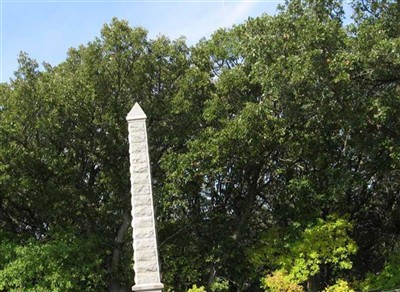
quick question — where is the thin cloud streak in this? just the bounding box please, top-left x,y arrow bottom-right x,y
222,1 -> 257,26
170,1 -> 273,45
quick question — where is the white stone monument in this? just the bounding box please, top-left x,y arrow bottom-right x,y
127,103 -> 164,292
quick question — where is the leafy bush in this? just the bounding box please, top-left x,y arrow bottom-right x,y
261,269 -> 303,292
361,248 -> 400,291
324,279 -> 354,292
284,216 -> 357,283
187,284 -> 207,292
0,232 -> 106,291
261,216 -> 357,291
211,277 -> 229,292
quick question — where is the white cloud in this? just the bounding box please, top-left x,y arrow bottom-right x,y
168,1 -> 265,45
221,1 -> 258,27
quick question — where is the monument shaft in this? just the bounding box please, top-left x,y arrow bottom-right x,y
127,103 -> 163,292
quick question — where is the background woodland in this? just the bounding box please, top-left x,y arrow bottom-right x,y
1,0 -> 400,291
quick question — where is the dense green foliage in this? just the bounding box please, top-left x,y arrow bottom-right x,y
1,0 -> 400,291
260,217 -> 357,290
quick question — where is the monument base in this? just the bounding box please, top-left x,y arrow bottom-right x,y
132,283 -> 164,292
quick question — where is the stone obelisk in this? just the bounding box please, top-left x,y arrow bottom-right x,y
127,103 -> 163,292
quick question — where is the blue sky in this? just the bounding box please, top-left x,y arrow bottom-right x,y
1,0 -> 285,83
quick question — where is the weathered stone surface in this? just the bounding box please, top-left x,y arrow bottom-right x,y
130,163 -> 148,173
130,134 -> 147,143
132,217 -> 154,228
135,249 -> 157,261
134,238 -> 156,249
133,196 -> 152,207
134,272 -> 160,291
130,154 -> 148,164
131,173 -> 150,183
135,228 -> 154,239
134,184 -> 151,194
132,205 -> 153,217
133,189 -> 150,195
129,122 -> 145,130
130,146 -> 147,154
127,103 -> 163,292
135,262 -> 158,273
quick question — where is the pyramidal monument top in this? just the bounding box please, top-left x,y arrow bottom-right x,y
126,102 -> 147,121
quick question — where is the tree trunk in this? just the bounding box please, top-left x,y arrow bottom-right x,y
108,211 -> 131,292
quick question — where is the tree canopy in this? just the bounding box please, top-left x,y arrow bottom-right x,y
1,0 -> 400,291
